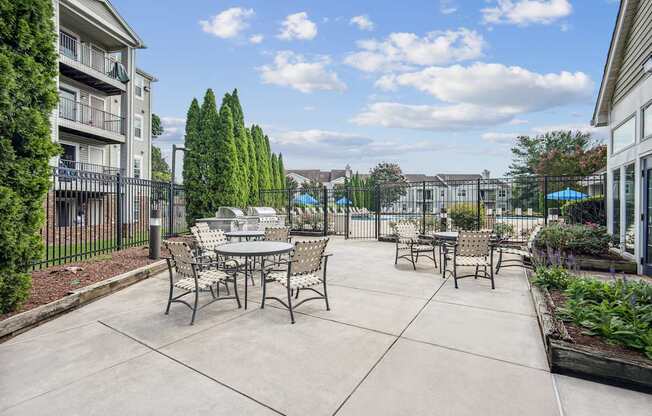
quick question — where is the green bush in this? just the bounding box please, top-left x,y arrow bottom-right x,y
555,277 -> 652,359
0,0 -> 60,313
562,196 -> 606,225
531,267 -> 572,290
534,223 -> 611,256
493,222 -> 515,239
449,203 -> 484,231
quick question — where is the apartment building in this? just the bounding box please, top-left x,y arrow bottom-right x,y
48,0 -> 155,229
53,0 -> 154,179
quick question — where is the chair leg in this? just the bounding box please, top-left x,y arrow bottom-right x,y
323,280 -> 330,311
432,248 -> 437,270
496,250 -> 502,274
474,265 -> 479,279
395,245 -> 399,265
453,263 -> 459,289
410,250 -> 416,270
295,287 -> 300,299
261,275 -> 267,309
165,285 -> 173,315
286,286 -> 295,324
490,260 -> 495,289
190,289 -> 199,325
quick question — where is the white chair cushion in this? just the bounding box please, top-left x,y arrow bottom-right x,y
269,271 -> 322,289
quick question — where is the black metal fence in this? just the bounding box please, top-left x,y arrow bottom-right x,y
35,167 -> 187,269
259,174 -> 607,240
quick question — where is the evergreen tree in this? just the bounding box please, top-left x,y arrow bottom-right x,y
212,103 -> 241,207
253,126 -> 272,192
270,153 -> 279,206
199,89 -> 222,213
0,0 -> 60,313
246,127 -> 259,205
225,90 -> 249,206
277,153 -> 286,188
182,98 -> 206,222
264,135 -> 273,188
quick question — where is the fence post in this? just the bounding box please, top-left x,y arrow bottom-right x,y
602,172 -> 608,227
345,185 -> 350,239
544,176 -> 548,226
168,182 -> 174,237
322,185 -> 328,237
116,172 -> 123,250
476,178 -> 481,230
422,181 -> 426,234
375,184 -> 381,240
287,188 -> 291,227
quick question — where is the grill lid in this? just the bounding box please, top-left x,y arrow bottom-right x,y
216,206 -> 246,218
247,206 -> 277,217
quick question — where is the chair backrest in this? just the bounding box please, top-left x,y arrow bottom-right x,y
265,226 -> 289,242
165,241 -> 195,280
457,231 -> 492,257
196,228 -> 228,251
290,239 -> 329,275
258,216 -> 278,231
395,222 -> 418,243
195,222 -> 210,232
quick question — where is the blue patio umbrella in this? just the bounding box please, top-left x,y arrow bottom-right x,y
546,187 -> 588,201
336,197 -> 352,206
294,193 -> 318,205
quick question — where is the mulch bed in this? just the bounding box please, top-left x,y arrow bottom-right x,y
548,289 -> 649,364
0,236 -> 193,322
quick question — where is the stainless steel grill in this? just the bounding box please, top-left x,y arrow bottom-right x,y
197,206 -> 284,231
247,207 -> 276,217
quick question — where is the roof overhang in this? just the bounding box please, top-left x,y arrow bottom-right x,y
61,0 -> 145,49
592,0 -> 638,127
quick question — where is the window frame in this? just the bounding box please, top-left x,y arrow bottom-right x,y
611,113 -> 637,155
133,155 -> 143,179
642,99 -> 652,142
134,75 -> 144,100
133,114 -> 143,140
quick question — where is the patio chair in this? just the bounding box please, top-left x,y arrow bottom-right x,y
394,222 -> 437,271
447,230 -> 494,289
264,226 -> 291,242
262,238 -> 331,324
495,225 -> 539,274
164,241 -> 241,325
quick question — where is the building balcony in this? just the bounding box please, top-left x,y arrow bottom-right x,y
58,31 -> 127,95
58,96 -> 125,143
57,159 -> 123,175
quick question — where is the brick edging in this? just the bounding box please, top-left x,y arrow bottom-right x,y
0,260 -> 168,341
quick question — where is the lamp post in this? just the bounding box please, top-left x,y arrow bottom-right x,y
171,144 -> 186,185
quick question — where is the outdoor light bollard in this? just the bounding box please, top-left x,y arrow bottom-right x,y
149,208 -> 161,260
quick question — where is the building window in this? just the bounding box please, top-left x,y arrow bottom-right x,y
134,199 -> 140,224
134,75 -> 144,99
134,114 -> 143,140
644,102 -> 652,141
440,190 -> 445,198
612,115 -> 636,154
498,189 -> 507,198
457,189 -> 466,198
133,156 -> 142,179
625,164 -> 635,254
612,168 -> 620,246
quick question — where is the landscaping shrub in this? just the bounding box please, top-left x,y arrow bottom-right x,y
534,223 -> 611,256
562,196 -> 606,225
493,222 -> 515,239
531,267 -> 572,290
0,0 -> 60,313
449,203 -> 485,231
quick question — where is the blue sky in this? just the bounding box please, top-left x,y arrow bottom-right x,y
113,0 -> 618,177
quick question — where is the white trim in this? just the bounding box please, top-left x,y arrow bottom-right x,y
59,140 -> 80,162
88,145 -> 105,165
59,26 -> 80,59
89,93 -> 106,111
133,113 -> 143,140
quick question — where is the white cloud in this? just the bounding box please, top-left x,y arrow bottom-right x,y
258,51 -> 346,93
249,34 -> 264,44
509,118 -> 529,125
440,0 -> 458,14
304,106 -> 316,111
481,132 -> 519,142
278,12 -> 318,40
350,15 -> 374,31
482,0 -> 572,26
375,63 -> 593,113
270,129 -> 437,159
344,28 -> 485,72
199,7 -> 254,39
481,123 -> 609,145
351,102 -> 517,131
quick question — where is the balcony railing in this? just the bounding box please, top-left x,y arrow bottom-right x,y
59,96 -> 125,136
59,31 -> 124,82
57,159 -> 123,175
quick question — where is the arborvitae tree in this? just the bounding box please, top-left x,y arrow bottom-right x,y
352,172 -> 359,207
270,153 -> 279,206
264,135 -> 273,188
246,127 -> 259,205
199,89 -> 222,213
212,103 -> 241,207
225,90 -> 248,206
183,98 -> 207,222
0,0 -> 60,313
253,126 -> 272,192
277,153 -> 286,188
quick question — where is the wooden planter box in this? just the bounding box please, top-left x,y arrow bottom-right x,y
575,255 -> 637,274
529,278 -> 652,392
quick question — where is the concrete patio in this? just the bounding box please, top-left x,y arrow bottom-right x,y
1,238 -> 650,415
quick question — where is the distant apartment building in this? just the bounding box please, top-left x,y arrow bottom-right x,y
49,0 -> 155,228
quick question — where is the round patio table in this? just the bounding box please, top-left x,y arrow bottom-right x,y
225,230 -> 265,242
215,241 -> 293,309
432,231 -> 458,241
